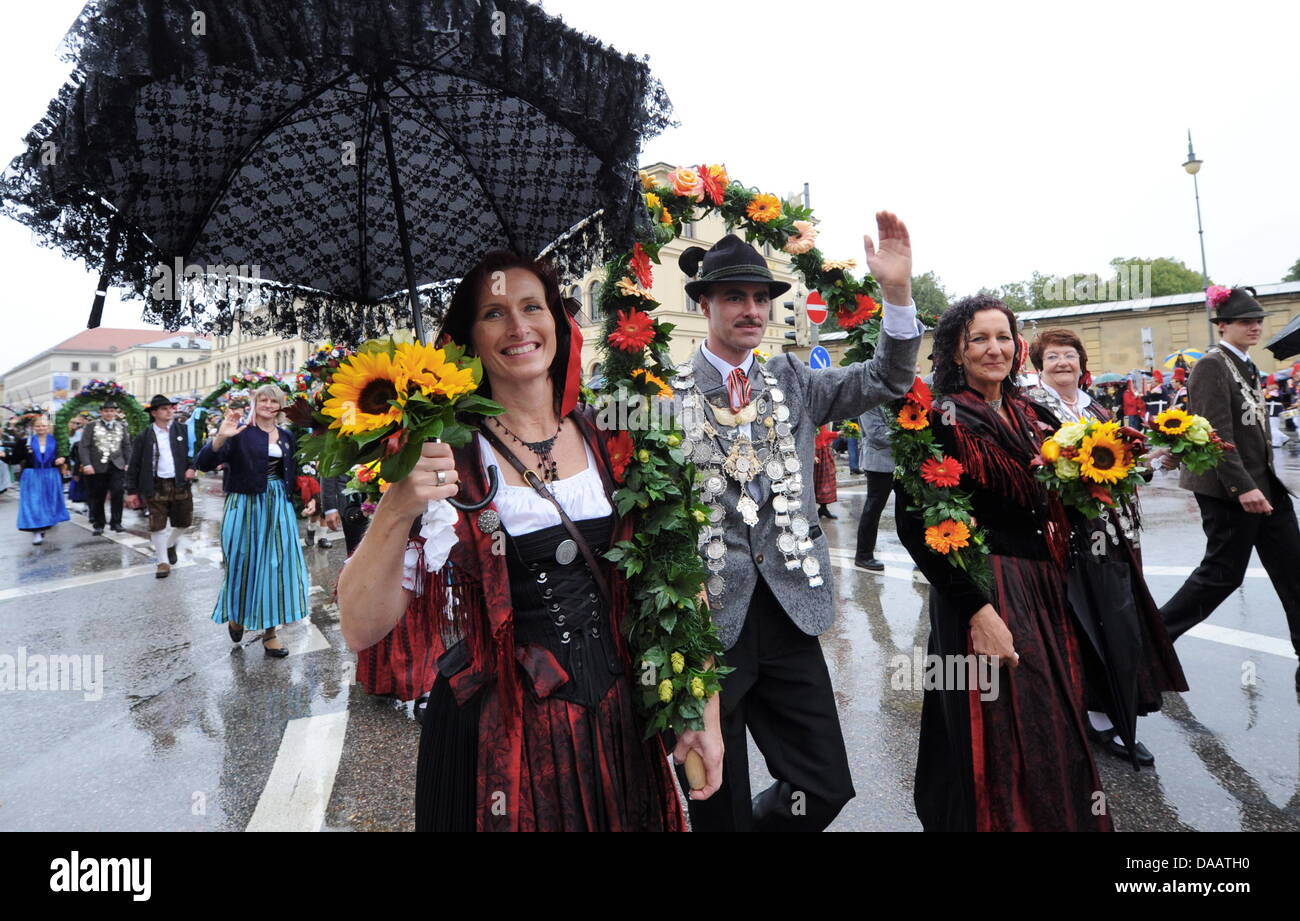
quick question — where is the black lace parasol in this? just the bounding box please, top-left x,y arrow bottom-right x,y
2,0 -> 672,343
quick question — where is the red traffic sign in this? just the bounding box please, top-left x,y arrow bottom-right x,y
805,291 -> 828,325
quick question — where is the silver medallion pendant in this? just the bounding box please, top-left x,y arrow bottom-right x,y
555,539 -> 578,565
476,509 -> 501,534
773,494 -> 789,514
707,574 -> 725,596
737,495 -> 760,527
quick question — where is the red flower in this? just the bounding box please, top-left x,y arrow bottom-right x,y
608,309 -> 656,352
630,243 -> 654,290
699,164 -> 728,205
383,429 -> 408,457
835,294 -> 880,329
905,377 -> 933,411
1086,482 -> 1115,506
608,431 -> 635,482
920,455 -> 964,488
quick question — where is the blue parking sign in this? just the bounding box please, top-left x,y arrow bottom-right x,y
809,345 -> 831,370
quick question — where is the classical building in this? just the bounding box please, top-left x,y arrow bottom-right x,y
116,333 -> 213,399
569,162 -> 807,379
2,328 -> 166,411
208,321 -> 316,389
805,280 -> 1300,378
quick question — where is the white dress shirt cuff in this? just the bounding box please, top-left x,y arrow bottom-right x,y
880,299 -> 922,340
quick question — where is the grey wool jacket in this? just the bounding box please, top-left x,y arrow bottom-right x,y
683,330 -> 920,650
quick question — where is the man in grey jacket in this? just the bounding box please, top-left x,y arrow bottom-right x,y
853,405 -> 896,571
672,215 -> 921,830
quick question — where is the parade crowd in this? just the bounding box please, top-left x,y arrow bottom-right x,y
5,221 -> 1298,834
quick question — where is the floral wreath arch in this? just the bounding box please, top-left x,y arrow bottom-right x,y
591,164 -> 903,733
54,381 -> 148,457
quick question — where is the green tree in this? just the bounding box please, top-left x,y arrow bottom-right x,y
1283,258 -> 1300,282
1109,256 -> 1206,297
911,271 -> 951,318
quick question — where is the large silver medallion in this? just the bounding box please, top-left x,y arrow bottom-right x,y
778,533 -> 797,554
706,540 -> 726,560
555,539 -> 578,565
775,405 -> 791,422
802,556 -> 821,577
773,495 -> 789,514
791,515 -> 810,539
707,575 -> 725,596
765,459 -> 785,481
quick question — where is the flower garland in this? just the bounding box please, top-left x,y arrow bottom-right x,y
53,382 -> 148,457
884,377 -> 992,591
198,368 -> 291,410
595,163 -> 919,734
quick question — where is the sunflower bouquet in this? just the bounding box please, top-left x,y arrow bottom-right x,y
1033,419 -> 1146,518
298,334 -> 502,482
1145,407 -> 1232,474
886,377 -> 992,591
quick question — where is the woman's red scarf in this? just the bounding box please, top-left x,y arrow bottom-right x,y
942,387 -> 1071,568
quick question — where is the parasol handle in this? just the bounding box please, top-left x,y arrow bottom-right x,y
684,750 -> 706,792
446,462 -> 498,512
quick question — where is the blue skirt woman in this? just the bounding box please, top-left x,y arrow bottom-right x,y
18,435 -> 70,532
211,477 -> 310,630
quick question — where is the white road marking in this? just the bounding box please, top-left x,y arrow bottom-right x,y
245,710 -> 349,832
1185,623 -> 1297,661
288,620 -> 332,655
0,560 -> 197,601
66,516 -> 154,557
829,551 -> 1296,660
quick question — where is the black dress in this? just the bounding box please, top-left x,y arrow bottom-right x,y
415,515 -> 679,832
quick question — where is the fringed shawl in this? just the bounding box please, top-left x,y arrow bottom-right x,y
942,388 -> 1071,569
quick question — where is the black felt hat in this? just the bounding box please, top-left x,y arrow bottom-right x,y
145,394 -> 178,412
1210,286 -> 1266,322
680,234 -> 792,301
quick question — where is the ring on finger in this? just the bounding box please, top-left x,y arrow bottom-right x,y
435,469 -> 447,486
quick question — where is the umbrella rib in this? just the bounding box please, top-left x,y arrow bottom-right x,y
356,83 -> 377,312
387,71 -> 520,253
176,70 -> 358,264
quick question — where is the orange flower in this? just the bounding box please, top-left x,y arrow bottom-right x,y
905,377 -> 933,411
920,455 -> 964,488
632,368 -> 672,398
897,403 -> 929,430
700,164 -> 729,205
660,208 -> 674,226
746,193 -> 782,223
835,294 -> 879,329
668,166 -> 704,201
608,309 -> 655,353
924,519 -> 971,555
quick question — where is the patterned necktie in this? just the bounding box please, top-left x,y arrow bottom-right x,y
726,367 -> 751,413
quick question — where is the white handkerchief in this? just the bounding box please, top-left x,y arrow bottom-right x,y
418,498 -> 461,572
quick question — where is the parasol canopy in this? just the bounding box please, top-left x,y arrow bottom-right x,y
1,0 -> 671,343
1160,349 -> 1204,369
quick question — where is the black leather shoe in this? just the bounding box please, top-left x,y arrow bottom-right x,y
227,621 -> 244,643
817,504 -> 837,519
854,557 -> 885,571
262,635 -> 289,658
317,538 -> 332,549
92,528 -> 103,536
167,545 -> 178,565
110,525 -> 126,533
1093,728 -> 1155,766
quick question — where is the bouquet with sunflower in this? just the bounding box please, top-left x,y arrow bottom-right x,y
298,334 -> 502,482
887,377 -> 992,591
1146,407 -> 1232,474
1033,419 -> 1146,518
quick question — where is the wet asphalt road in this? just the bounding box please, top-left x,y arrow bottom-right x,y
1,452 -> 1298,832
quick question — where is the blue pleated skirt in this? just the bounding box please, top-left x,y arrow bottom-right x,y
211,478 -> 310,630
17,467 -> 70,531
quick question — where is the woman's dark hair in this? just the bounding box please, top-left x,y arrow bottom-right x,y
931,294 -> 1023,399
438,249 -> 568,410
1028,327 -> 1088,376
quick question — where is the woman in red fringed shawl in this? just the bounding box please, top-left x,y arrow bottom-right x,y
338,251 -> 706,831
893,295 -> 1111,832
813,425 -> 839,518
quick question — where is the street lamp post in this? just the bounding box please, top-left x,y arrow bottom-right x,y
1182,131 -> 1214,346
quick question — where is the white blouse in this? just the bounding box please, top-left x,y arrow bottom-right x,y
401,433 -> 613,592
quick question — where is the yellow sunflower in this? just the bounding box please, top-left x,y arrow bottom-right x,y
1077,428 -> 1131,484
394,341 -> 476,400
632,368 -> 672,398
1153,407 -> 1193,436
746,192 -> 783,223
321,350 -> 406,436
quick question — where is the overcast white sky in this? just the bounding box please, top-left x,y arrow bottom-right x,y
2,0 -> 1297,377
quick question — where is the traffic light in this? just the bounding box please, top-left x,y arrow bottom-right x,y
783,299 -> 810,347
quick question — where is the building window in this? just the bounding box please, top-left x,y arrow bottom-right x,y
90,362 -> 99,372
70,378 -> 80,390
150,356 -> 158,369
109,362 -> 116,372
683,221 -> 696,240
587,282 -> 603,324
70,361 -> 80,371
684,280 -> 699,313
